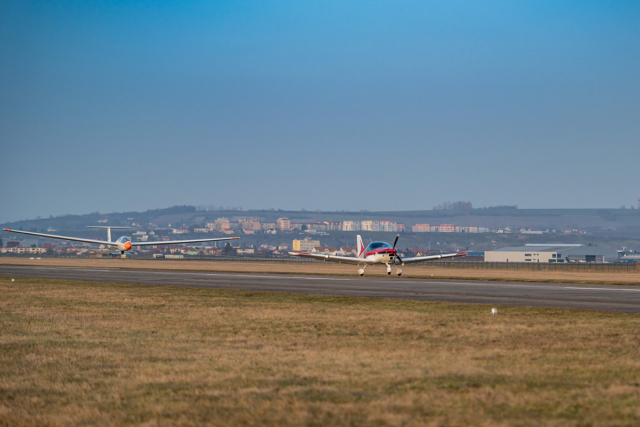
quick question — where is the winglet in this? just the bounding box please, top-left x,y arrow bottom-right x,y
3,229 -> 10,231
233,237 -> 240,239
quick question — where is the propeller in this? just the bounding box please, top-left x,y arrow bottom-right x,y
391,234 -> 403,265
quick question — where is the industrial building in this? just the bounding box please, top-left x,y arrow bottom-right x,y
618,250 -> 640,263
485,244 -> 615,263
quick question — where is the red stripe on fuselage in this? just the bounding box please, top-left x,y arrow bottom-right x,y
364,248 -> 396,258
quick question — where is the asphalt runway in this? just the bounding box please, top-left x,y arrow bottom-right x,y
1,265 -> 640,313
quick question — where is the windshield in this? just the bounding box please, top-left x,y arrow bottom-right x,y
116,236 -> 131,243
365,242 -> 392,252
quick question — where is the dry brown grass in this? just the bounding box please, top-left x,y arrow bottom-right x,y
2,257 -> 640,285
1,277 -> 640,426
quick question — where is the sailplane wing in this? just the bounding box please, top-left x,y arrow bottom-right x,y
3,229 -> 113,245
131,237 -> 239,246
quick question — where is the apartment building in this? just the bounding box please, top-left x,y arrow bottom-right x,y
341,221 -> 360,231
379,221 -> 397,232
325,221 -> 342,231
305,222 -> 328,231
5,247 -> 46,254
215,217 -> 230,230
239,218 -> 262,231
456,226 -> 478,233
277,217 -> 291,231
361,220 -> 380,231
292,238 -> 320,252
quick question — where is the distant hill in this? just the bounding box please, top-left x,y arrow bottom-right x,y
2,205 -> 640,233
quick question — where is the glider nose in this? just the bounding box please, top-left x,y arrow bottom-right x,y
124,242 -> 132,250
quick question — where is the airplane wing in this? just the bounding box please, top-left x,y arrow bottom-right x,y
131,237 -> 240,246
400,252 -> 467,264
3,228 -> 113,245
288,252 -> 376,264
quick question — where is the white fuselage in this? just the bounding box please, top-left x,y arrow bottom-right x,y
363,252 -> 397,264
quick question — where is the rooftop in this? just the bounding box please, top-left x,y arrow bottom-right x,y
490,245 -> 615,257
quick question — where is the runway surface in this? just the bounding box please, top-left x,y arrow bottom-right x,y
1,265 -> 640,313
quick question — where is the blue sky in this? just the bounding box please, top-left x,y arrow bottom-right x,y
1,1 -> 639,223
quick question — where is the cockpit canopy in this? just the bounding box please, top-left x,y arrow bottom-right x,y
364,241 -> 392,253
115,236 -> 131,244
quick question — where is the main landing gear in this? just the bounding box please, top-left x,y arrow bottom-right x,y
385,264 -> 403,276
358,264 -> 403,277
358,265 -> 367,276
387,263 -> 403,276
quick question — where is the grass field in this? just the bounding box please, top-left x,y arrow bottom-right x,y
1,277 -> 640,426
2,257 -> 640,285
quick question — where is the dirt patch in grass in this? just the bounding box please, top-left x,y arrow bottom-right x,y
1,277 -> 640,426
2,257 -> 640,285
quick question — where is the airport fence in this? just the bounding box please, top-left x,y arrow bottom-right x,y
1,254 -> 638,272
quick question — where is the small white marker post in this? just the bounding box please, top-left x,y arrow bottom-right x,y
11,278 -> 15,282
491,308 -> 497,315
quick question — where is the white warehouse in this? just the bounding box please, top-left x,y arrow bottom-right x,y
485,244 -> 613,263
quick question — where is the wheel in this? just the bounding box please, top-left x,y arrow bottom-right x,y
387,271 -> 391,275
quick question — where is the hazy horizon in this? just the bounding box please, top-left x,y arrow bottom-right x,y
2,1 -> 639,224
4,203 -> 640,227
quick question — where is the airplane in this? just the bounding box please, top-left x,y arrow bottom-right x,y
2,226 -> 239,254
289,234 -> 466,276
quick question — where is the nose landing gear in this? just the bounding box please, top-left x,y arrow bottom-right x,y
397,268 -> 403,277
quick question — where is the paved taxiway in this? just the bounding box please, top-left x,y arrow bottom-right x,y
1,265 -> 639,313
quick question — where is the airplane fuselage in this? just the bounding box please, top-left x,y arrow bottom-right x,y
361,247 -> 399,264
113,236 -> 132,252
289,234 -> 466,276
